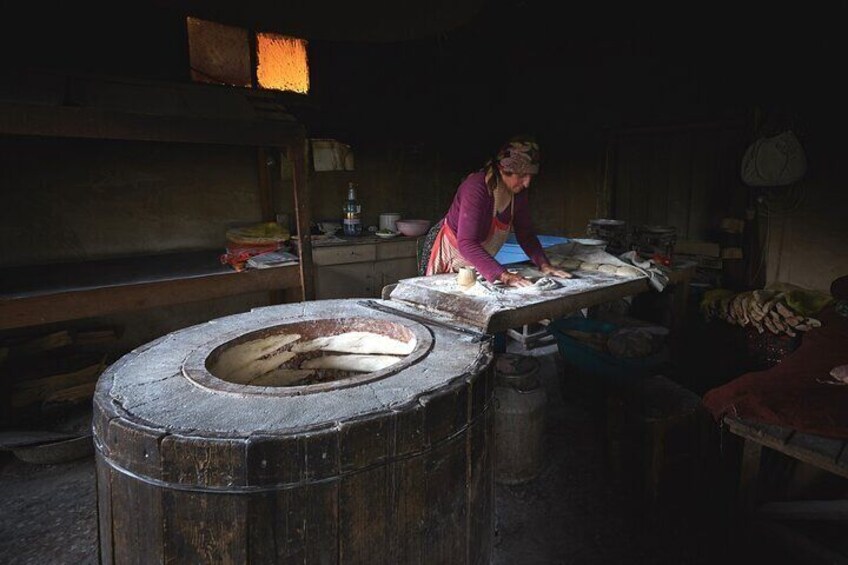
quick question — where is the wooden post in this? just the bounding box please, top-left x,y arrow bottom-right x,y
289,135 -> 315,301
738,438 -> 762,514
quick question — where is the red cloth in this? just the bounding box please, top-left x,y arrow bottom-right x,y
220,243 -> 280,272
702,305 -> 848,439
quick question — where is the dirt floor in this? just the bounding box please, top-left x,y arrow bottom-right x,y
0,339 -> 831,565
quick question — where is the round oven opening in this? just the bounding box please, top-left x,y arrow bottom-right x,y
190,317 -> 432,395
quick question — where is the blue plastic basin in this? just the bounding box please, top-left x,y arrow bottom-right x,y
495,234 -> 570,265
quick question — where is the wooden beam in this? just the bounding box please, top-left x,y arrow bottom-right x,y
0,264 -> 301,331
0,102 -> 305,147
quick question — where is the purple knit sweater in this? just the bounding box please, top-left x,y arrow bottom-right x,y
442,171 -> 549,282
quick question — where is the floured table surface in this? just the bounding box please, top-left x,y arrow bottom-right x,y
388,265 -> 649,334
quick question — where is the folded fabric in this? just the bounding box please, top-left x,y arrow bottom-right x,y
617,250 -> 670,292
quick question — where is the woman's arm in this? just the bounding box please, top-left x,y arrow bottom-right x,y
454,179 -> 507,283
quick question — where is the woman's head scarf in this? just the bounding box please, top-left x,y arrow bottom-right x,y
496,139 -> 540,175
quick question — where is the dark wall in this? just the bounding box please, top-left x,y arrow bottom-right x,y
3,2 -> 846,276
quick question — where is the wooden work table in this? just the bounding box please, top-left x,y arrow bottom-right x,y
385,260 -> 697,335
0,250 -> 301,331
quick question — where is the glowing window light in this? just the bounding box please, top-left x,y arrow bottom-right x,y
256,33 -> 309,94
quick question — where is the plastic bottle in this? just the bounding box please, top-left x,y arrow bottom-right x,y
343,182 -> 362,236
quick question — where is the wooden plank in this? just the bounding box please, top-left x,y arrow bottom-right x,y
468,408 -> 494,565
724,417 -> 795,445
11,359 -> 104,408
786,433 -> 848,479
110,469 -> 164,564
726,418 -> 848,479
163,490 -> 247,563
0,263 -> 301,331
95,459 -> 114,565
424,436 -> 468,563
0,101 -> 304,147
339,468 -> 390,564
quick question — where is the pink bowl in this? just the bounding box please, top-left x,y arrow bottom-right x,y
395,219 -> 432,237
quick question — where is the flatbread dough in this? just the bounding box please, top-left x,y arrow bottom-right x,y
615,265 -> 644,278
533,277 -> 561,291
579,262 -> 600,271
559,258 -> 582,270
291,331 -> 415,355
214,333 -> 302,383
301,354 -> 402,372
598,264 -> 618,275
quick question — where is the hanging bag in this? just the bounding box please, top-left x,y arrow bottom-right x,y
741,129 -> 807,187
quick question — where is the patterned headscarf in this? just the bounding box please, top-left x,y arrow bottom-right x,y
497,139 -> 540,175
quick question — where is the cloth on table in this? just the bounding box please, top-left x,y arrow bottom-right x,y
702,303 -> 848,439
617,250 -> 670,292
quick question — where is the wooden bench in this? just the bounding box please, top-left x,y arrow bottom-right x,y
723,416 -> 848,561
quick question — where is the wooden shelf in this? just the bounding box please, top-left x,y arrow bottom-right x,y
0,101 -> 305,147
0,73 -> 317,324
0,250 -> 301,331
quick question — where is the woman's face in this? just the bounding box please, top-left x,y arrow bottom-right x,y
501,170 -> 535,194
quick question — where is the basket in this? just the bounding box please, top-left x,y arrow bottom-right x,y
548,317 -> 670,401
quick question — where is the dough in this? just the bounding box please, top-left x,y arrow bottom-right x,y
548,254 -> 566,266
291,331 -> 415,355
579,262 -> 600,271
533,277 -> 561,291
615,265 -> 643,278
559,258 -> 582,270
214,333 -> 302,383
830,364 -> 848,384
598,264 -> 618,275
301,354 -> 402,372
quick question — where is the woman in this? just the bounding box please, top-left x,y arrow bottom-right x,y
421,136 -> 571,287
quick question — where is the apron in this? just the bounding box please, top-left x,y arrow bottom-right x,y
426,191 -> 513,276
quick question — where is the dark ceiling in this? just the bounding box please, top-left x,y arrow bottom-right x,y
1,1 -> 844,146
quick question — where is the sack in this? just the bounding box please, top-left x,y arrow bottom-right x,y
741,129 -> 807,187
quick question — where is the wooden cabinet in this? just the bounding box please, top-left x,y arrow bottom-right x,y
313,237 -> 420,299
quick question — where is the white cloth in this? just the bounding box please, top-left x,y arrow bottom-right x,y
617,250 -> 670,292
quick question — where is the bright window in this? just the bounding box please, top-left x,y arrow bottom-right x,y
257,33 -> 309,94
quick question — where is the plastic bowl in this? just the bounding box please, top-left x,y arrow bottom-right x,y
572,238 -> 608,248
395,219 -> 432,237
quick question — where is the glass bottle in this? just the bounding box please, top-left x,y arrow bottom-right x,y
343,182 -> 362,236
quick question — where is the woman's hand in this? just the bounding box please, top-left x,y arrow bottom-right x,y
498,271 -> 534,288
540,263 -> 572,279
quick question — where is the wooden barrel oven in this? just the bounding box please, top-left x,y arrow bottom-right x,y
93,299 -> 495,564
